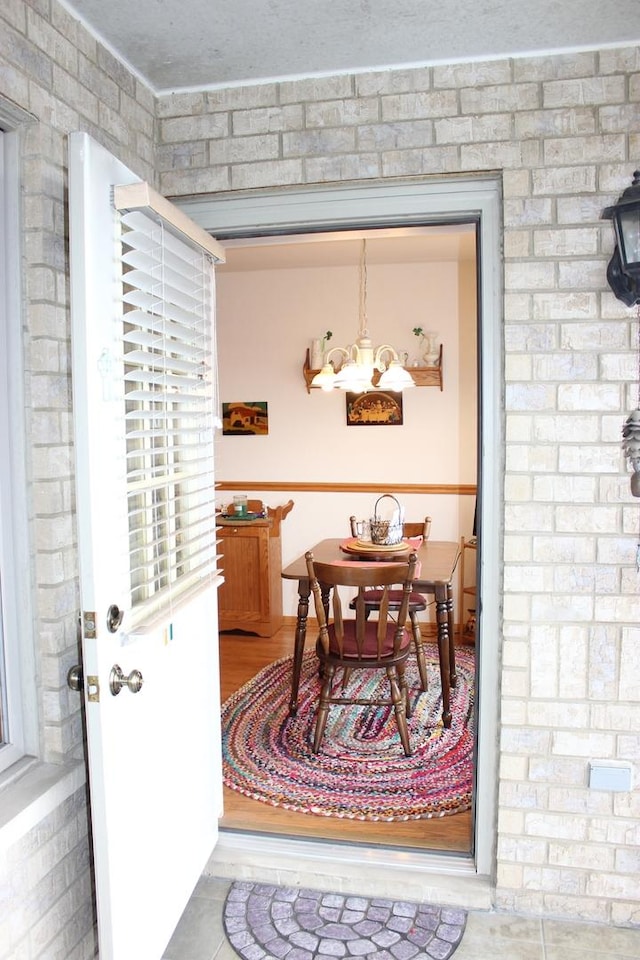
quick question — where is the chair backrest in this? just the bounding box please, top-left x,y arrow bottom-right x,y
349,515 -> 432,539
305,551 -> 418,661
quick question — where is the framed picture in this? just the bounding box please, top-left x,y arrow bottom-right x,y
222,401 -> 269,436
345,391 -> 403,426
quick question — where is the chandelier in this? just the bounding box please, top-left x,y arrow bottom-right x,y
311,239 -> 415,393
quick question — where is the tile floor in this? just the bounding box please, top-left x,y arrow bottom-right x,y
162,876 -> 640,960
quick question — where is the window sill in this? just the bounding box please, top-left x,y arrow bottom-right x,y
0,757 -> 86,851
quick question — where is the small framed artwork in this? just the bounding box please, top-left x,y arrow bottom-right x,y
346,391 -> 403,426
222,401 -> 269,436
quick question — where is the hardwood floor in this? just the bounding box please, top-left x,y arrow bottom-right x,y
219,623 -> 474,853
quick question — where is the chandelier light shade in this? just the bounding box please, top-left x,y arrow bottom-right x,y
311,239 -> 415,393
602,170 -> 640,307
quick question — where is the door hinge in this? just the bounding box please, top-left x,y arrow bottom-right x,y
87,676 -> 100,702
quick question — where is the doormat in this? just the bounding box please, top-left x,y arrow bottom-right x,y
224,881 -> 467,960
221,644 -> 474,821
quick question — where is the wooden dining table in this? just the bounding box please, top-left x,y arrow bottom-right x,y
281,538 -> 461,728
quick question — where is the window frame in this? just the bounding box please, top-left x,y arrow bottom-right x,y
0,122 -> 38,775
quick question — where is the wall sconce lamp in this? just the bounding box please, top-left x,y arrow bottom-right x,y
603,174 -> 640,533
602,170 -> 640,307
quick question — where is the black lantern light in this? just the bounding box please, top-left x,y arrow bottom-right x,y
602,170 -> 640,307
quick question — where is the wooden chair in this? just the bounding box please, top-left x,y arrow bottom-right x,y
348,516 -> 432,692
305,550 -> 419,756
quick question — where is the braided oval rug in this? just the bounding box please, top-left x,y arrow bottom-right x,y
221,643 -> 474,821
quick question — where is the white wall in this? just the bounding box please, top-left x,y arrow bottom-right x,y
216,255 -> 477,616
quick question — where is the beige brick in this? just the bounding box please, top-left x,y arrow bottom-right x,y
553,730 -> 615,757
502,169 -> 531,197
232,104 -> 303,135
504,474 -> 533,502
534,352 -> 598,381
380,89 -> 458,121
503,534 -> 532,561
505,414 -> 533,441
355,67 -> 432,96
557,383 -> 621,412
160,113 -> 229,142
505,197 -> 555,227
515,52 -> 597,81
462,139 -> 540,170
533,414 -> 600,443
461,83 -> 539,113
543,76 -> 626,108
532,291 -> 598,319
503,293 -> 533,322
157,90 -> 208,117
306,152 -> 381,183
557,193 -> 616,223
159,165 -> 230,196
505,260 -> 555,290
283,127 -> 355,156
306,97 -> 379,127
529,756 -> 587,785
433,59 -> 512,87
381,144 -> 460,176
544,135 -> 626,166
533,475 -> 595,502
357,120 -> 433,151
533,166 -> 596,195
498,836 -> 548,864
504,564 -> 549,592
505,381 -> 557,411
504,352 -> 532,380
230,158 -> 304,190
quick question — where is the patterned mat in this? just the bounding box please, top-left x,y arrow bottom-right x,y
224,881 -> 467,960
221,643 -> 474,821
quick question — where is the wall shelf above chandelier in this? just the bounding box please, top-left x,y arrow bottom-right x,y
303,343 -> 443,393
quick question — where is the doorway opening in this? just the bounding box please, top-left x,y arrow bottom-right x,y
177,175 -> 503,887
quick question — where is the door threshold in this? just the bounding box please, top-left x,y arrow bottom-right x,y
205,829 -> 493,912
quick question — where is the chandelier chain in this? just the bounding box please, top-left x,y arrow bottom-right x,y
359,239 -> 368,337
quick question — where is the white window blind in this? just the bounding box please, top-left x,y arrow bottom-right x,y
117,205 -> 221,628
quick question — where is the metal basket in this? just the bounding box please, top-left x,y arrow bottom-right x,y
369,494 -> 404,545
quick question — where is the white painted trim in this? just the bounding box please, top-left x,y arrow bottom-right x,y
0,119 -> 39,772
177,176 -> 504,888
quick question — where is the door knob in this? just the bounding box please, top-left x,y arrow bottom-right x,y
67,664 -> 83,692
109,664 -> 144,696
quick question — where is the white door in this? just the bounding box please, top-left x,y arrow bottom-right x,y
68,132 -> 223,960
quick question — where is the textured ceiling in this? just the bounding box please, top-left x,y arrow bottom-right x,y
59,0 -> 640,94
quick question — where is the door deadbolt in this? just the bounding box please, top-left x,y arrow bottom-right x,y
109,664 -> 144,696
107,604 -> 124,633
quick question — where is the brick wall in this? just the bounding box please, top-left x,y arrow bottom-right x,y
157,48 -> 640,924
0,1 -> 155,955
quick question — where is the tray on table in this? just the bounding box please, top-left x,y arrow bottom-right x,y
339,537 -> 412,560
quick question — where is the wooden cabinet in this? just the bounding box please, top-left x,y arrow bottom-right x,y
459,536 -> 477,642
217,501 -> 293,637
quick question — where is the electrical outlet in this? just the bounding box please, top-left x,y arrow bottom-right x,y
588,761 -> 632,792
